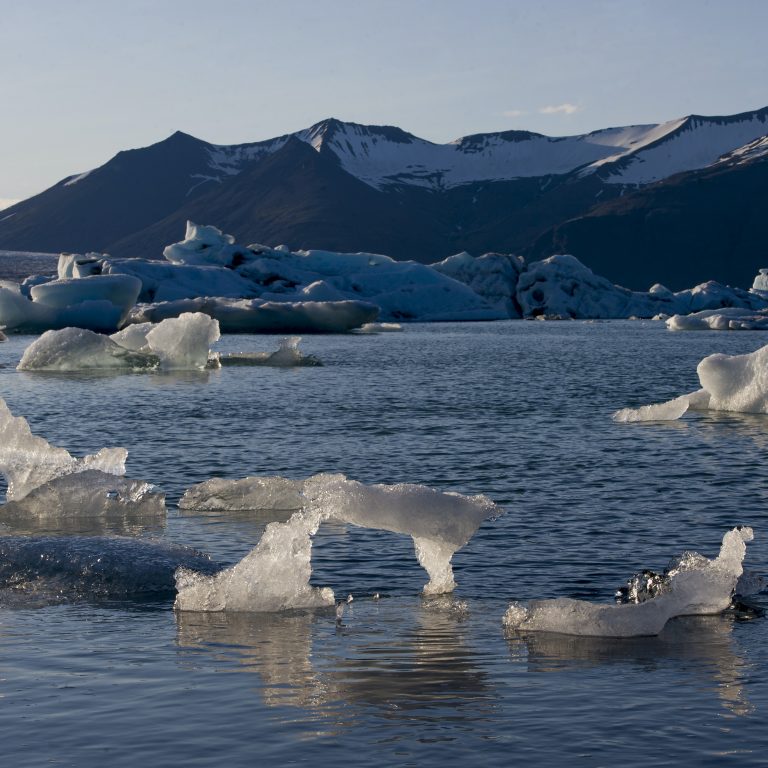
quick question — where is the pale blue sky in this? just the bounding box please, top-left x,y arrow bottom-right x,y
1,0 -> 767,203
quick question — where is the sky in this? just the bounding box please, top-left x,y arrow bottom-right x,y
1,0 -> 767,205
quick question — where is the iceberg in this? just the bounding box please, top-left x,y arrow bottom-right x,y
216,336 -> 322,367
0,274 -> 141,333
502,527 -> 753,637
175,473 -> 501,611
615,341 -> 768,419
17,312 -> 220,372
127,296 -> 379,333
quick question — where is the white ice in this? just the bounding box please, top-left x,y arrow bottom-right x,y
175,473 -> 501,611
615,342 -> 768,419
612,396 -> 690,423
667,307 -> 768,331
502,527 -> 753,637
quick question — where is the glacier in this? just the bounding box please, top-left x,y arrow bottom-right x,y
502,527 -> 753,637
175,473 -> 502,611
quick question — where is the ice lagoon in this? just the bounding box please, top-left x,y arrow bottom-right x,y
0,319 -> 767,766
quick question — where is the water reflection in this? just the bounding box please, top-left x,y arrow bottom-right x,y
506,614 -> 754,716
175,597 -> 495,724
0,510 -> 166,537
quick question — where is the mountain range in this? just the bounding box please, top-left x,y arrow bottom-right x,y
2,107 -> 767,290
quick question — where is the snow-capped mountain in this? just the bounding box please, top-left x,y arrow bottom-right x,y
1,106 -> 767,289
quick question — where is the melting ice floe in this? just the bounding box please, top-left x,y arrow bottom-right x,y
175,473 -> 501,611
18,312 -> 220,371
502,527 -> 754,638
215,336 -> 322,367
0,397 -> 163,517
613,342 -> 768,420
666,307 -> 768,331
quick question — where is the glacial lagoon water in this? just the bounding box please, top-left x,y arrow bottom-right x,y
0,320 -> 767,766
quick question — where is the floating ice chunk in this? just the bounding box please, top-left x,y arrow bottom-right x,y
175,509 -> 335,612
614,343 -> 768,418
0,536 -> 218,600
179,476 -> 304,512
667,307 -> 768,331
109,322 -> 154,351
695,345 -> 768,413
144,312 -> 220,370
356,322 -> 403,333
0,469 -> 164,519
128,297 -> 379,333
304,473 -> 499,595
612,395 -> 690,423
176,472 -> 501,609
17,327 -> 159,371
216,336 -> 322,367
0,396 -> 127,501
502,527 -> 753,637
17,313 -> 221,373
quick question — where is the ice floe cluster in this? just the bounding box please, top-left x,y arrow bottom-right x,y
3,220 -> 767,333
16,312 -> 321,372
0,395 -> 761,633
614,341 -> 768,421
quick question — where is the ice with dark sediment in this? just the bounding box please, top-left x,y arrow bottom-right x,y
502,527 -> 754,637
0,396 -> 163,519
0,536 -> 219,602
17,312 -> 220,372
175,473 -> 501,611
613,342 -> 768,420
215,336 -> 322,367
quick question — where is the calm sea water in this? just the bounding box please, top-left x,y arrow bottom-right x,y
0,320 -> 767,767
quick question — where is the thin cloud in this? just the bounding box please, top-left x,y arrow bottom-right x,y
503,109 -> 527,118
539,103 -> 581,116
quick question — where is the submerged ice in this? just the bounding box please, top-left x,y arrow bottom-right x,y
175,473 -> 501,611
503,527 -> 754,637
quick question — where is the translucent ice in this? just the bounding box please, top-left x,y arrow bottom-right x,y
0,396 -> 127,502
17,313 -> 221,372
144,312 -> 220,370
179,476 -> 304,512
18,327 -> 159,371
502,527 -> 754,637
216,337 -> 322,367
175,473 -> 501,610
175,509 -> 334,612
1,469 -> 165,519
